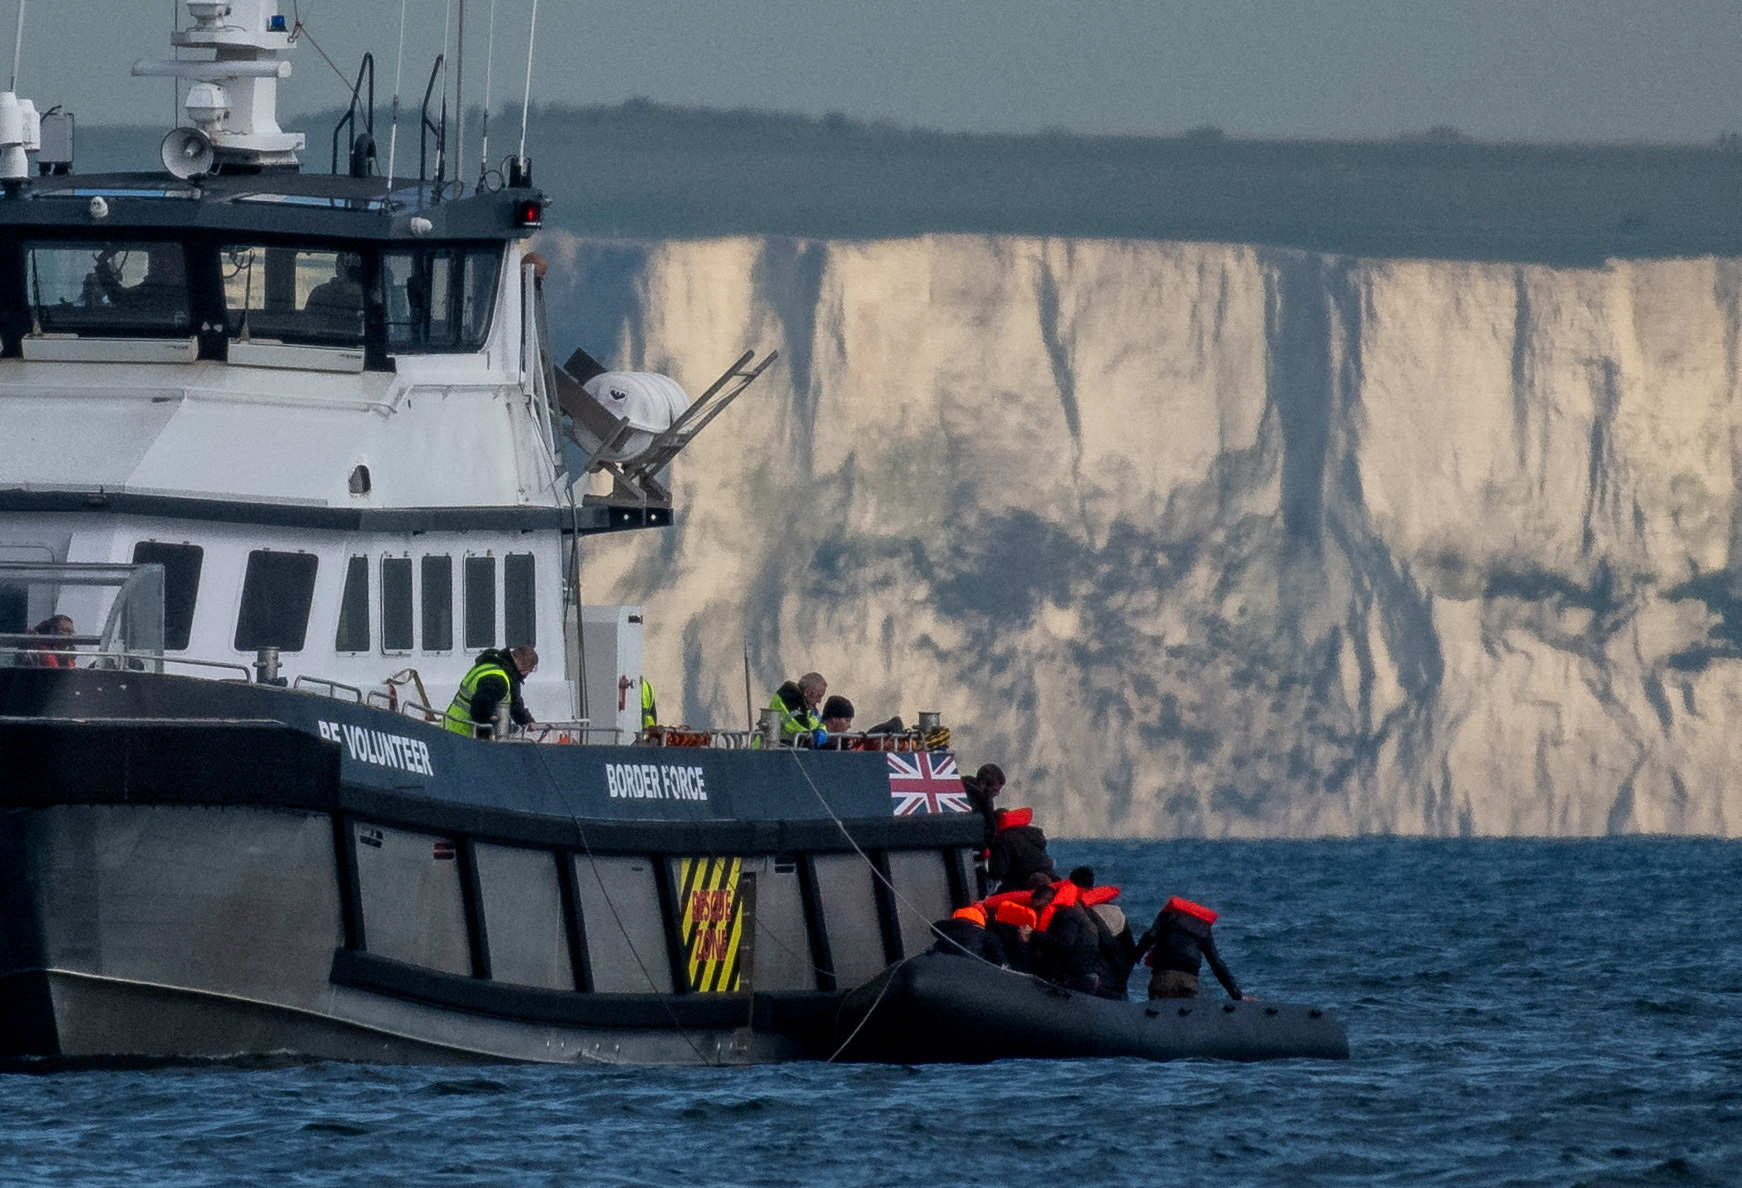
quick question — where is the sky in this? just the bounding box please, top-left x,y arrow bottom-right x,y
10,0 -> 1742,143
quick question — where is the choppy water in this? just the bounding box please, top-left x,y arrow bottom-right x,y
2,839 -> 1738,1187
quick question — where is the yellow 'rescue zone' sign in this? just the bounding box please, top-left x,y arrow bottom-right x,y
678,857 -> 746,992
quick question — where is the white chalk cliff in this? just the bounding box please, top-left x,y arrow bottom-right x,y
538,231 -> 1742,838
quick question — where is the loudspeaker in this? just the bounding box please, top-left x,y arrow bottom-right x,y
160,127 -> 215,180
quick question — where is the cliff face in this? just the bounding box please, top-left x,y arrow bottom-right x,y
538,231 -> 1742,838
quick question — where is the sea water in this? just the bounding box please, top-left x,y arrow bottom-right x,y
1,838 -> 1737,1187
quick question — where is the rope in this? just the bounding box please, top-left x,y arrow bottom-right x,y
823,956 -> 910,1063
526,745 -> 716,1066
288,4 -> 354,91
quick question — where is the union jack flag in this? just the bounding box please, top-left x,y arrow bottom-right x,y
888,752 -> 972,815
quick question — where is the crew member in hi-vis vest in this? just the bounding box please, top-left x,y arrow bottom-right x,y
678,857 -> 754,992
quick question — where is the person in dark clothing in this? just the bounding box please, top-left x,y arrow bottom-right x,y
987,807 -> 1055,893
1133,896 -> 1251,1001
960,762 -> 1006,852
1026,884 -> 1105,995
985,901 -> 1035,974
1070,866 -> 1138,997
927,905 -> 1009,965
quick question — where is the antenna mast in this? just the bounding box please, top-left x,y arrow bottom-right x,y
453,0 -> 465,187
385,0 -> 408,182
517,0 -> 538,163
478,0 -> 496,181
9,0 -> 26,93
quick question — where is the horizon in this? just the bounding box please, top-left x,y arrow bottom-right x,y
8,2 -> 1742,145
70,98 -> 1742,154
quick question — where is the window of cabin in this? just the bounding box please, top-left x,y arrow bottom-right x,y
221,245 -> 367,347
130,542 -> 204,651
381,556 -> 413,652
24,240 -> 191,337
234,550 -> 318,651
382,245 -> 501,352
0,582 -> 24,635
504,553 -> 535,648
334,556 -> 370,652
420,555 -> 453,651
464,555 -> 496,650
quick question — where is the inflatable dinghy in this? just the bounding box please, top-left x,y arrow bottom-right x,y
834,954 -> 1349,1063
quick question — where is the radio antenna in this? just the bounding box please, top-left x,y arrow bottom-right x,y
385,0 -> 408,182
453,0 -> 465,188
441,0 -> 453,174
478,0 -> 497,181
9,0 -> 26,93
517,0 -> 538,162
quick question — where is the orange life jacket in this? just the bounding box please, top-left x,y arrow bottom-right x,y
993,901 -> 1038,929
1164,895 -> 1218,924
951,904 -> 988,927
983,889 -> 1032,910
1079,884 -> 1120,906
993,806 -> 1034,832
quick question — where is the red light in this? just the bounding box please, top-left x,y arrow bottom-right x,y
514,199 -> 543,227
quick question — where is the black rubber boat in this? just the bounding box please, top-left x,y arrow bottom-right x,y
833,953 -> 1350,1063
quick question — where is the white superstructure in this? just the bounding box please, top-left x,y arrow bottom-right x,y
0,0 -> 738,731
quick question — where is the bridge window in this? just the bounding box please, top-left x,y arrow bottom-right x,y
381,557 -> 413,652
504,553 -> 536,648
222,245 -> 366,347
383,246 -> 500,352
464,555 -> 496,650
234,550 -> 318,652
334,556 -> 371,653
25,241 -> 191,337
131,542 -> 203,651
420,555 -> 453,652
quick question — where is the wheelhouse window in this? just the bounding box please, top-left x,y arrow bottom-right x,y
234,550 -> 318,652
421,555 -> 453,652
334,556 -> 371,653
383,245 -> 501,352
464,555 -> 496,650
131,542 -> 204,651
25,240 -> 191,337
222,245 -> 366,347
504,553 -> 536,648
381,557 -> 413,653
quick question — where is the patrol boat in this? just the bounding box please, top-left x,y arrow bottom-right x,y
0,1 -> 1346,1066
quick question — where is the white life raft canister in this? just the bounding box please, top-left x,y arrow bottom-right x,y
581,371 -> 690,463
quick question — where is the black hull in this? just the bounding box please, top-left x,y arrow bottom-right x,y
834,954 -> 1349,1064
0,668 -> 979,1067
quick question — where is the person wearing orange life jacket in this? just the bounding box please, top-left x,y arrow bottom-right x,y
984,900 -> 1037,974
987,806 -> 1055,893
1026,882 -> 1107,995
926,903 -> 1009,965
1133,896 -> 1254,1001
1070,866 -> 1138,997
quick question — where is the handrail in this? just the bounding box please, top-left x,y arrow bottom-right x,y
0,647 -> 252,681
293,674 -> 364,703
419,53 -> 447,190
330,52 -> 376,177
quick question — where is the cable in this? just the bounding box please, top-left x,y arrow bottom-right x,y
526,744 -> 715,1066
289,3 -> 354,90
823,956 -> 910,1063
